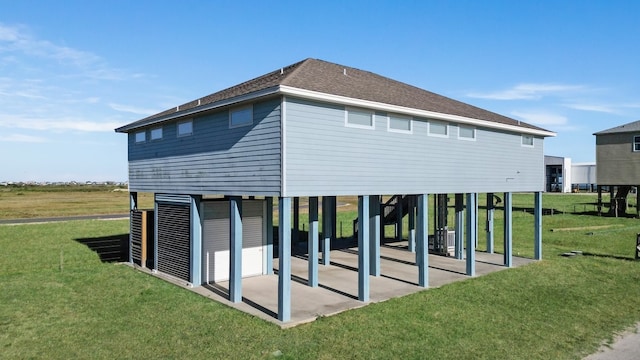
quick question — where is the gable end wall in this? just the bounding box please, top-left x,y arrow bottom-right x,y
127,98 -> 281,195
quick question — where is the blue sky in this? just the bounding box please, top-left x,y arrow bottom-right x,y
1,1 -> 638,182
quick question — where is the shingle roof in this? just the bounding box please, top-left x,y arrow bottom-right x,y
594,120 -> 640,135
115,58 -> 550,134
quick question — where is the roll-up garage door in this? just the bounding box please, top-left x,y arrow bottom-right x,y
157,202 -> 191,282
202,200 -> 264,283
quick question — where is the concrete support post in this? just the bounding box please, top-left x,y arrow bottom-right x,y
229,196 -> 242,303
293,197 -> 300,248
408,196 -> 416,253
454,193 -> 464,260
369,195 -> 381,276
190,195 -> 202,286
322,196 -> 332,265
395,199 -> 403,241
358,195 -> 370,302
278,197 -> 292,322
504,192 -> 513,267
265,197 -> 274,275
466,193 -> 476,276
486,193 -> 495,254
416,194 -> 429,287
129,192 -> 138,264
534,192 -> 542,260
308,197 -> 319,287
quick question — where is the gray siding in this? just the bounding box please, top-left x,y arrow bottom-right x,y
284,97 -> 544,196
128,98 -> 281,195
596,133 -> 640,185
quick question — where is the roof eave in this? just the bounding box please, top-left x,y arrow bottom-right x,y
114,85 -> 282,133
279,86 -> 556,137
114,83 -> 557,138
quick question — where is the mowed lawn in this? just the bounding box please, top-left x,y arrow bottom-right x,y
1,193 -> 640,359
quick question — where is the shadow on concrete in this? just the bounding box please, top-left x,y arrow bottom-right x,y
75,234 -> 129,262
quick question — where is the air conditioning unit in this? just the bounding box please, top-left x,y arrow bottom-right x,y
428,229 -> 456,256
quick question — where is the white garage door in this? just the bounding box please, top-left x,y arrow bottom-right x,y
202,200 -> 264,283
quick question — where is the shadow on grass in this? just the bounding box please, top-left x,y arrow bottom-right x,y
75,234 -> 129,263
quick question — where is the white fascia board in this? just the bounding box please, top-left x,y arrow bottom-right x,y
279,85 -> 557,137
116,86 -> 281,132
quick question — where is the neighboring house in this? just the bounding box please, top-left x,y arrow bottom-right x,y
115,58 -> 555,322
543,155 -> 597,193
594,120 -> 640,216
544,155 -> 572,193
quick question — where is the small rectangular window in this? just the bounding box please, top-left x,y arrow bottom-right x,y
428,120 -> 448,137
135,131 -> 145,143
388,114 -> 412,133
178,120 -> 193,136
346,107 -> 374,129
522,135 -> 534,147
634,136 -> 640,152
458,125 -> 476,140
229,105 -> 253,128
150,127 -> 163,140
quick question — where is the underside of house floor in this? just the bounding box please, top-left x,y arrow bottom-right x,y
139,240 -> 534,328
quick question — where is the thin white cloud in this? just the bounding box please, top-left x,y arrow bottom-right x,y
563,103 -> 618,114
0,114 -> 123,132
467,83 -> 586,100
109,103 -> 158,116
512,111 -> 568,126
0,133 -> 47,143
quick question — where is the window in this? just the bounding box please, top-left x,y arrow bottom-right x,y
522,135 -> 534,147
458,125 -> 476,140
388,114 -> 412,133
135,131 -> 145,143
229,105 -> 253,128
428,120 -> 448,137
150,127 -> 163,140
634,136 -> 640,152
346,107 -> 374,129
177,120 -> 193,136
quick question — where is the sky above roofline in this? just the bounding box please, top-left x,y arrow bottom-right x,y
0,0 -> 638,181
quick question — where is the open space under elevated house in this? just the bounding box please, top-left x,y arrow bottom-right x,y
115,58 -> 556,324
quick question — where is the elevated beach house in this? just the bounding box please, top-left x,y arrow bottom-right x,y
115,58 -> 555,322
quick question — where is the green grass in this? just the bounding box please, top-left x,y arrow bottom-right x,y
1,194 -> 640,359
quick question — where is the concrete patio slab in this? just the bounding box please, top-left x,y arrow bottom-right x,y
147,241 -> 535,328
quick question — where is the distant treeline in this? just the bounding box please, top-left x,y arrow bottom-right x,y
1,184 -> 128,192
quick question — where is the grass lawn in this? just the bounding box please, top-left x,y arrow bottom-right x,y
1,193 -> 640,359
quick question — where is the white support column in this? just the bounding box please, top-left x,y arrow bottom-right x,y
465,193 -> 476,276
322,196 -> 332,266
358,195 -> 370,302
369,195 -> 381,276
229,196 -> 243,303
278,197 -> 292,322
454,193 -> 464,260
308,197 -> 319,287
534,192 -> 542,260
486,193 -> 495,254
408,196 -> 416,253
266,197 -> 274,275
504,192 -> 513,267
190,195 -> 202,286
416,194 -> 429,287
